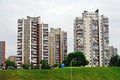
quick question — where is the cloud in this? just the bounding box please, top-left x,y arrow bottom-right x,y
0,0 -> 120,57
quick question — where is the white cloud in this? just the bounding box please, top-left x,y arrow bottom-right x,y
0,0 -> 120,57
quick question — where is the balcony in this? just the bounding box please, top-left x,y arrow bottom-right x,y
17,55 -> 22,58
16,61 -> 21,64
31,60 -> 37,63
17,49 -> 22,52
32,32 -> 37,35
17,42 -> 22,45
17,37 -> 22,39
104,23 -> 108,26
31,49 -> 36,52
17,57 -> 22,60
31,55 -> 37,58
93,46 -> 98,50
32,52 -> 37,55
17,53 -> 22,55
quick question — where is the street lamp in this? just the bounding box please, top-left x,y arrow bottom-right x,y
70,58 -> 76,80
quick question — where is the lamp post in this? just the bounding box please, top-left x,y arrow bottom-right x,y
39,64 -> 41,69
70,60 -> 73,80
70,58 -> 76,80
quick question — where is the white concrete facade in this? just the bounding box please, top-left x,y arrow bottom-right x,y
74,10 -> 109,66
49,28 -> 67,66
17,16 -> 49,68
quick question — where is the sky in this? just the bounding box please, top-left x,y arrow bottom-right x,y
0,0 -> 120,58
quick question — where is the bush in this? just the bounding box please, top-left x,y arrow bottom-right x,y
59,63 -> 61,68
22,64 -> 29,69
40,60 -> 50,69
54,64 -> 59,67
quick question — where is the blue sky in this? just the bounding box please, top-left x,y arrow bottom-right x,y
0,0 -> 120,57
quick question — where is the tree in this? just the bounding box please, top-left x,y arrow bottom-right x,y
63,51 -> 89,67
116,58 -> 120,66
63,52 -> 74,66
40,60 -> 50,69
6,60 -> 15,67
21,64 -> 29,69
21,63 -> 39,69
109,55 -> 120,66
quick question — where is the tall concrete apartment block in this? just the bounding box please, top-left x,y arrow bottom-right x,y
74,10 -> 109,66
109,46 -> 117,57
49,28 -> 67,66
0,41 -> 6,67
17,16 -> 49,68
39,23 -> 49,62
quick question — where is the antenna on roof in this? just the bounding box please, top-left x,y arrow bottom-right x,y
95,9 -> 99,13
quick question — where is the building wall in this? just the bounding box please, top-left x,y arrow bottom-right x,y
49,28 -> 67,66
39,23 -> 49,63
49,32 -> 55,66
83,15 -> 91,66
74,10 -> 109,66
60,31 -> 67,61
17,16 -> 49,68
0,41 -> 6,66
109,46 -> 117,57
99,15 -> 109,66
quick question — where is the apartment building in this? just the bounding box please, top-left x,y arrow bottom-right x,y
109,46 -> 117,57
0,41 -> 6,67
74,10 -> 109,66
39,23 -> 49,63
49,28 -> 67,66
17,16 -> 49,68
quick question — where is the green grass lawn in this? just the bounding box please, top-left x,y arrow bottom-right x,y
0,67 -> 120,80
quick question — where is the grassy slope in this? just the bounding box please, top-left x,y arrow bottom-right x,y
0,67 -> 120,80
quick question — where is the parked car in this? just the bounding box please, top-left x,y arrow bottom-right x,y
7,66 -> 16,69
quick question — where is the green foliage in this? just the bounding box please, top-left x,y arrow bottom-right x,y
109,55 -> 120,66
63,51 -> 89,66
21,63 -> 39,69
30,63 -> 39,69
116,59 -> 120,66
54,64 -> 59,67
6,60 -> 15,67
21,64 -> 30,69
40,60 -> 50,69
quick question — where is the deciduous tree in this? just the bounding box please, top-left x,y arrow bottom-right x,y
63,51 -> 89,67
